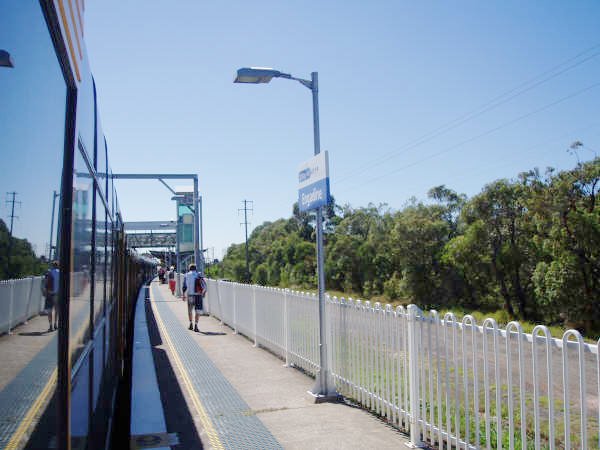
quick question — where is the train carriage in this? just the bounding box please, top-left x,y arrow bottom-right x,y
0,2 -> 152,449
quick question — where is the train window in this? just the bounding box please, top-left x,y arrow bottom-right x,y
71,353 -> 90,446
95,136 -> 107,324
107,168 -> 114,305
0,1 -> 66,447
71,143 -> 94,363
71,141 -> 96,448
77,58 -> 95,165
95,122 -> 108,327
95,116 -> 107,201
92,326 -> 104,411
94,195 -> 106,325
106,215 -> 114,306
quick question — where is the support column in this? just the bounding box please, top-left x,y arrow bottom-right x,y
176,200 -> 182,297
193,177 -> 202,275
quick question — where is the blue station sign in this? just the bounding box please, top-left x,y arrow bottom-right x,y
298,151 -> 331,212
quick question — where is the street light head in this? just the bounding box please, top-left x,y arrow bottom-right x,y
0,50 -> 14,68
234,67 -> 282,83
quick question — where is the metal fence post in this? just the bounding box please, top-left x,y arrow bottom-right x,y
284,289 -> 289,366
216,280 -> 224,325
8,280 -> 15,335
233,283 -> 238,334
24,276 -> 37,322
326,294 -> 334,386
407,304 -> 424,448
252,285 -> 258,347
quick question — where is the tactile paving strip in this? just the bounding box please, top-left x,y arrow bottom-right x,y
0,335 -> 56,448
151,284 -> 282,450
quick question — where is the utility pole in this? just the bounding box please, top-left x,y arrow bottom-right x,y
5,192 -> 20,237
239,200 -> 253,283
5,192 -> 20,279
49,190 -> 60,260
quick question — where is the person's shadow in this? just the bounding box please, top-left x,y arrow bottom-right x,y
18,331 -> 49,336
199,331 -> 226,336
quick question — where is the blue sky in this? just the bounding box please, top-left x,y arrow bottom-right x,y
82,1 -> 600,259
0,3 -> 67,257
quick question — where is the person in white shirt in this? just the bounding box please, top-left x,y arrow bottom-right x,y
43,260 -> 60,332
183,264 -> 206,332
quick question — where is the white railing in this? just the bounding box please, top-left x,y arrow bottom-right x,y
205,279 -> 600,449
0,276 -> 45,334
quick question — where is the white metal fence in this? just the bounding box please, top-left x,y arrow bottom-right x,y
0,276 -> 45,334
205,279 -> 600,449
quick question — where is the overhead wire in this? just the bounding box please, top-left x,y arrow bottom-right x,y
233,123 -> 600,232
337,81 -> 600,195
335,43 -> 600,185
405,121 -> 600,197
251,44 -> 600,220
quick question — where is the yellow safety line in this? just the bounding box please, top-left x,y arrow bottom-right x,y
150,286 -> 225,450
6,288 -> 99,448
5,369 -> 58,450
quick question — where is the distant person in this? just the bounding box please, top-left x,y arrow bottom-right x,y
168,266 -> 176,296
43,260 -> 60,332
183,264 -> 206,332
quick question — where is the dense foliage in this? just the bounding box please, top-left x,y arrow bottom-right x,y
0,219 -> 47,280
208,159 -> 600,333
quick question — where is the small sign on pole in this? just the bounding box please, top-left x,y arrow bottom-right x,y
298,151 -> 331,212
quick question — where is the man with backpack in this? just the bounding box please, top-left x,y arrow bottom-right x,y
43,260 -> 60,332
183,263 -> 206,332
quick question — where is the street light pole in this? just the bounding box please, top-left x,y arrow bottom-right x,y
310,72 -> 333,398
199,195 -> 204,275
193,177 -> 202,275
49,190 -> 60,260
234,67 -> 336,400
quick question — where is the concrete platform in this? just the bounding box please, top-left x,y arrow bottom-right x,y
0,314 -> 57,449
0,288 -> 92,449
0,314 -> 56,392
148,281 -> 412,449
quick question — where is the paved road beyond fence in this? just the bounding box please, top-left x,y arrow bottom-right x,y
205,279 -> 600,450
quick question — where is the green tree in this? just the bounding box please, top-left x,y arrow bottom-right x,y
449,179 -> 536,318
0,219 -> 46,280
530,158 -> 600,331
212,160 -> 599,333
389,197 -> 458,308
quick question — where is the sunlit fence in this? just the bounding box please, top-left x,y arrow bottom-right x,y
206,279 -> 599,449
0,276 -> 45,334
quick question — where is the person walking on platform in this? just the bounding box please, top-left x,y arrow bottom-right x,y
168,265 -> 176,296
183,264 -> 206,332
42,260 -> 60,332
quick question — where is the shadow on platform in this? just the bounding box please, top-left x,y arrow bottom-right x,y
18,331 -> 52,337
23,392 -> 57,450
144,300 -> 203,450
199,331 -> 226,336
